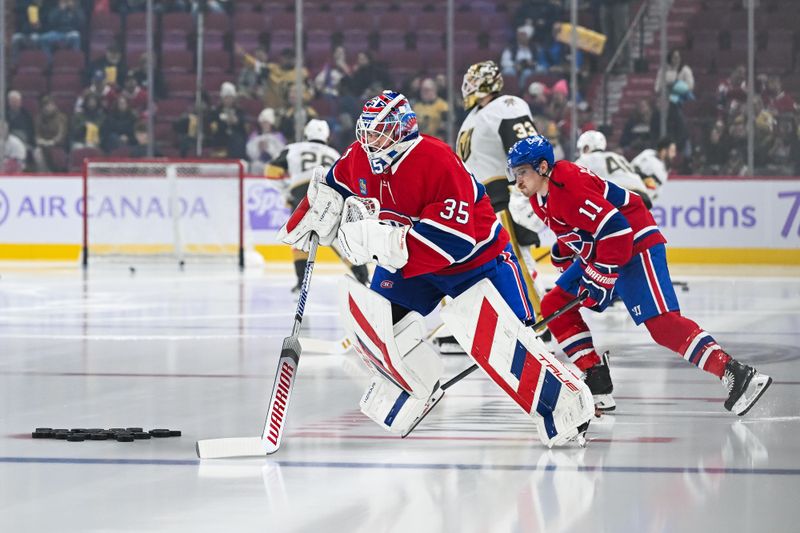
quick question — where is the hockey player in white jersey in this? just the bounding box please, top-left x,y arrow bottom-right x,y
631,138 -> 676,202
445,60 -> 546,352
574,130 -> 653,208
267,119 -> 369,291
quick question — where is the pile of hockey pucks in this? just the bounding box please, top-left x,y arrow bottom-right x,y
32,427 -> 181,442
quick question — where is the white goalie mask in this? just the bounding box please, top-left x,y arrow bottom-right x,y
355,90 -> 419,174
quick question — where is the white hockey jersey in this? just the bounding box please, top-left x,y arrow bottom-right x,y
271,140 -> 340,191
456,95 -> 537,185
574,150 -> 646,193
631,149 -> 669,199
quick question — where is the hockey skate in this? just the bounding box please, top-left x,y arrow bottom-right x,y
722,359 -> 772,416
584,352 -> 616,412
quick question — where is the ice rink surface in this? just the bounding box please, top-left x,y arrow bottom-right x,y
1,261 -> 799,533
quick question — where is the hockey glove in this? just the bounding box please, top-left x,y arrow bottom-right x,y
551,243 -> 574,273
337,219 -> 409,272
277,169 -> 343,251
579,263 -> 618,311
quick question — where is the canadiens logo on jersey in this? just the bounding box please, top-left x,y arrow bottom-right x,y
560,229 -> 595,262
358,178 -> 368,196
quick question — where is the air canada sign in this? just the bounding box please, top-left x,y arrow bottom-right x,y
6,193 -> 211,220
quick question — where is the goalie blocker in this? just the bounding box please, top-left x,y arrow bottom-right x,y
341,278 -> 593,447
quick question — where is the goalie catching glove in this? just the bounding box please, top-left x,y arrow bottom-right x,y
277,167 -> 343,251
580,262 -> 618,311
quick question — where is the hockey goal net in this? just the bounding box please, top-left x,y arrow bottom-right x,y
82,159 -> 245,267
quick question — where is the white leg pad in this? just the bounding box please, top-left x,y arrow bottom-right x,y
441,279 -> 594,447
341,277 -> 443,400
360,376 -> 437,435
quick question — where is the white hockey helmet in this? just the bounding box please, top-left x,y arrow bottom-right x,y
304,118 -> 330,143
576,130 -> 607,153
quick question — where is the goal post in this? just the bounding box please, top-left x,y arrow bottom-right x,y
82,158 -> 245,268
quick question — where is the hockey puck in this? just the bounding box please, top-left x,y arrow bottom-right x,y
132,432 -> 151,440
148,429 -> 172,438
108,428 -> 126,433
70,428 -> 88,433
35,427 -> 53,433
89,433 -> 109,441
129,266 -> 136,274
126,427 -> 143,433
67,433 -> 86,442
32,431 -> 53,439
54,432 -> 70,440
168,430 -> 181,437
115,433 -> 135,442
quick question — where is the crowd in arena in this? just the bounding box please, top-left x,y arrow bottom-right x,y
3,0 -> 799,176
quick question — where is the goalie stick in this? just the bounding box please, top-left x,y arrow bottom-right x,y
196,233 -> 320,459
401,290 -> 588,438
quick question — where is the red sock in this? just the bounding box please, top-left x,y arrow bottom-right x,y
541,286 -> 600,371
645,312 -> 731,378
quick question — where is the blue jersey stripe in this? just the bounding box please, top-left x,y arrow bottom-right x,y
413,221 -> 475,261
604,181 -> 630,208
596,211 -> 631,241
325,163 -> 354,199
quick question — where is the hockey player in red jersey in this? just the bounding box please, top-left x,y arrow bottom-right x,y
507,134 -> 772,416
278,92 -> 595,447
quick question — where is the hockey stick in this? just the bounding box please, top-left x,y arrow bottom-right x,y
197,234 -> 320,459
297,335 -> 353,354
401,290 -> 588,438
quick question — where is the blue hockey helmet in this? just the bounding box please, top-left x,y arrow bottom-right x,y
506,135 -> 555,182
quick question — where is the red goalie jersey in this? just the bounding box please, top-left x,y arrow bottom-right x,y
326,134 -> 509,278
530,160 -> 666,267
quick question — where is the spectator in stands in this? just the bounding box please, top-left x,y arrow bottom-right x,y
526,81 -> 550,118
654,48 -> 694,154
129,122 -> 163,158
101,95 -> 137,153
768,114 -> 800,175
236,46 -> 270,99
87,43 -> 126,87
413,78 -> 448,140
342,52 -> 390,101
71,92 -> 105,149
246,107 -> 286,175
208,82 -> 247,159
12,0 -> 45,63
278,85 -> 319,142
545,79 -> 568,123
515,0 -> 563,47
39,0 -> 85,60
314,46 -> 351,99
724,147 -> 747,176
702,119 -> 728,174
717,65 -> 746,117
128,53 -> 166,99
263,48 -> 308,111
76,70 -> 118,113
120,72 -> 148,117
33,94 -> 68,171
620,99 -> 658,156
6,90 -> 35,150
0,120 -> 28,172
500,26 -> 538,88
539,24 -> 585,74
764,75 -> 798,116
173,98 -> 207,157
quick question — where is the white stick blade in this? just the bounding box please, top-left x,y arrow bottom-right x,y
196,437 -> 267,459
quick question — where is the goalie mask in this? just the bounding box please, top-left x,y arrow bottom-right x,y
356,90 -> 419,174
462,60 -> 504,111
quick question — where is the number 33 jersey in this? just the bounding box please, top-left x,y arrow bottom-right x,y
326,134 -> 509,278
456,95 -> 538,185
530,160 -> 666,268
